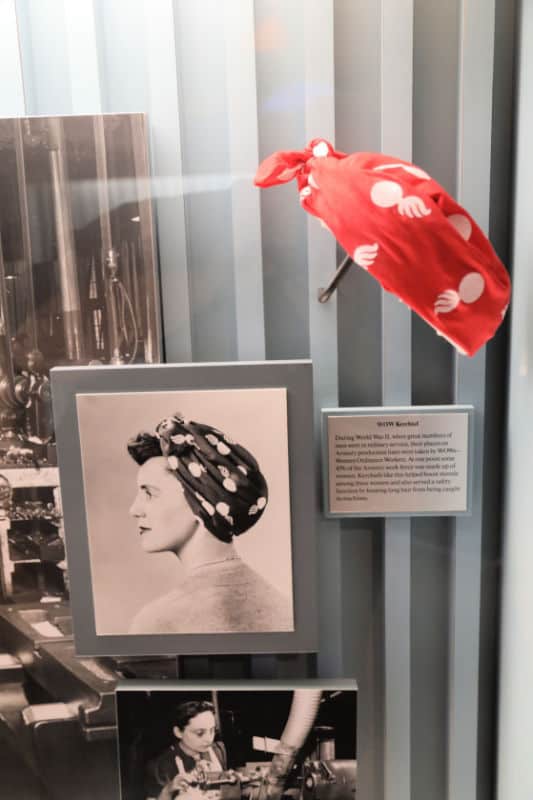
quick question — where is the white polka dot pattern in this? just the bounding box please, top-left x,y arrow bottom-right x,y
371,179 -> 431,217
434,271 -> 485,317
370,180 -> 403,208
397,195 -> 431,218
447,214 -> 472,241
188,462 -> 203,478
458,272 -> 485,304
353,243 -> 379,270
312,140 -> 329,157
144,414 -> 270,543
373,162 -> 430,180
434,289 -> 460,314
223,478 -> 237,493
202,500 -> 215,516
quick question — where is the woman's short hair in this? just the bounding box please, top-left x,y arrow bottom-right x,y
174,700 -> 215,732
128,415 -> 268,543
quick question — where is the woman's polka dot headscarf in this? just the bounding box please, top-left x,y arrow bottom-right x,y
128,415 -> 268,543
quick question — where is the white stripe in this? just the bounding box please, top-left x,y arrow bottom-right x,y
0,0 -> 25,115
224,0 -> 265,361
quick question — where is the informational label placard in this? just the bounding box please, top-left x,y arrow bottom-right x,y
324,408 -> 471,516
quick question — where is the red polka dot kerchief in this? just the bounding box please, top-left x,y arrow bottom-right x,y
254,139 -> 511,356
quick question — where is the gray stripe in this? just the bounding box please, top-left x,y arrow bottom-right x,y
410,4 -> 460,797
304,0 -> 343,677
335,3 -> 385,796
411,518 -> 450,800
255,0 -> 310,360
448,1 -> 495,799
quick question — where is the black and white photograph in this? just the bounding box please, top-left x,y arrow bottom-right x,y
52,360 -> 317,655
76,388 -> 294,637
0,112 -> 160,605
116,683 -> 357,800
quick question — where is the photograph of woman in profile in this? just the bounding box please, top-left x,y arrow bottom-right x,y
127,414 -> 292,634
145,700 -> 227,800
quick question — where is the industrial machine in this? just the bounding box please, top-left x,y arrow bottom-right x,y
0,601 -> 180,799
248,691 -> 357,800
122,690 -> 357,800
159,758 -> 356,800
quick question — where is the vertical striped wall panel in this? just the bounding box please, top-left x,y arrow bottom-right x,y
3,2 -> 515,797
448,4 -> 494,800
303,1 -> 344,678
334,6 -> 384,798
141,0 -> 192,363
380,6 -> 413,800
410,4 -> 459,800
255,0 -> 309,360
223,0 -> 265,361
172,0 -> 238,362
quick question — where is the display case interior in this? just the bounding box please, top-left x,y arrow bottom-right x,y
0,468 -> 64,601
0,112 -> 161,602
0,113 -> 160,464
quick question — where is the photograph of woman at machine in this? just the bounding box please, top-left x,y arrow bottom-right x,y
76,388 -> 294,636
116,685 -> 357,800
0,112 -> 160,603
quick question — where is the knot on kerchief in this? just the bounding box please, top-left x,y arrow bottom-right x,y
254,139 -> 511,356
128,415 -> 268,543
254,138 -> 341,187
